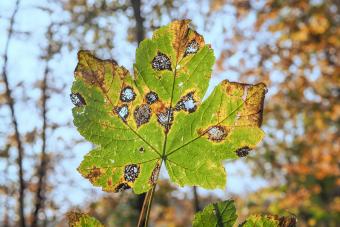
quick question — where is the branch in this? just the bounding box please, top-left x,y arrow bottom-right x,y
131,0 -> 145,44
1,0 -> 26,226
193,186 -> 201,212
30,24 -> 54,227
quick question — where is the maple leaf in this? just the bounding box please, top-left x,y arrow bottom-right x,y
71,20 -> 266,193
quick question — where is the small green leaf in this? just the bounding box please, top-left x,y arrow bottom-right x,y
240,215 -> 279,227
192,200 -> 237,227
71,20 -> 266,193
67,212 -> 104,227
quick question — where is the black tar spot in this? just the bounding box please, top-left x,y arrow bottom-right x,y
152,52 -> 172,71
70,93 -> 86,107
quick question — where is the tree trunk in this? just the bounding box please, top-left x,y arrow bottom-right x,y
130,0 -> 147,225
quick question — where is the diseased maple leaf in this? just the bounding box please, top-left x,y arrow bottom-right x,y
71,20 -> 266,194
67,212 -> 104,227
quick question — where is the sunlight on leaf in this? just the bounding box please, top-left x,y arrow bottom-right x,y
71,20 -> 266,193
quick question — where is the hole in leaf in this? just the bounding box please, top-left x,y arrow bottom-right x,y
145,91 -> 159,104
134,104 -> 151,127
151,52 -> 172,71
120,86 -> 136,102
70,93 -> 86,107
175,92 -> 197,113
124,164 -> 140,182
184,40 -> 199,56
235,146 -> 251,157
156,107 -> 174,131
114,183 -> 131,192
206,125 -> 228,142
114,104 -> 129,121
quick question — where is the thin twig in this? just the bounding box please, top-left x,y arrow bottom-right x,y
31,24 -> 53,227
1,0 -> 25,226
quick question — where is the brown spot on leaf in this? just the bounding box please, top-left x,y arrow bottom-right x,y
175,92 -> 197,113
77,67 -> 105,87
170,20 -> 205,60
222,81 -> 266,127
156,107 -> 174,132
85,167 -> 102,182
134,104 -> 151,127
206,125 -> 228,142
152,52 -> 172,71
107,179 -> 112,186
120,86 -> 136,102
124,164 -> 140,182
70,93 -> 86,107
149,162 -> 160,185
235,146 -> 251,157
114,183 -> 131,192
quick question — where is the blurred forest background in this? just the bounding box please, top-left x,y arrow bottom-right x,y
0,0 -> 339,226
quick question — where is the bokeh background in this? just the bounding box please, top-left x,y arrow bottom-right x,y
0,0 -> 339,226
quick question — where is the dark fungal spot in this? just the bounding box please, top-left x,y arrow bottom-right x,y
152,52 -> 172,71
70,93 -> 86,107
114,183 -> 131,192
114,104 -> 129,121
235,146 -> 251,157
175,92 -> 197,113
120,86 -> 136,102
134,104 -> 151,127
184,40 -> 199,56
149,163 -> 160,185
145,91 -> 158,104
206,125 -> 228,142
124,164 -> 140,182
156,107 -> 174,131
139,147 -> 145,153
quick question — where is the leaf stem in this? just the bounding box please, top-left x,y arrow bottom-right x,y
137,189 -> 151,227
137,160 -> 161,227
144,184 -> 156,227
